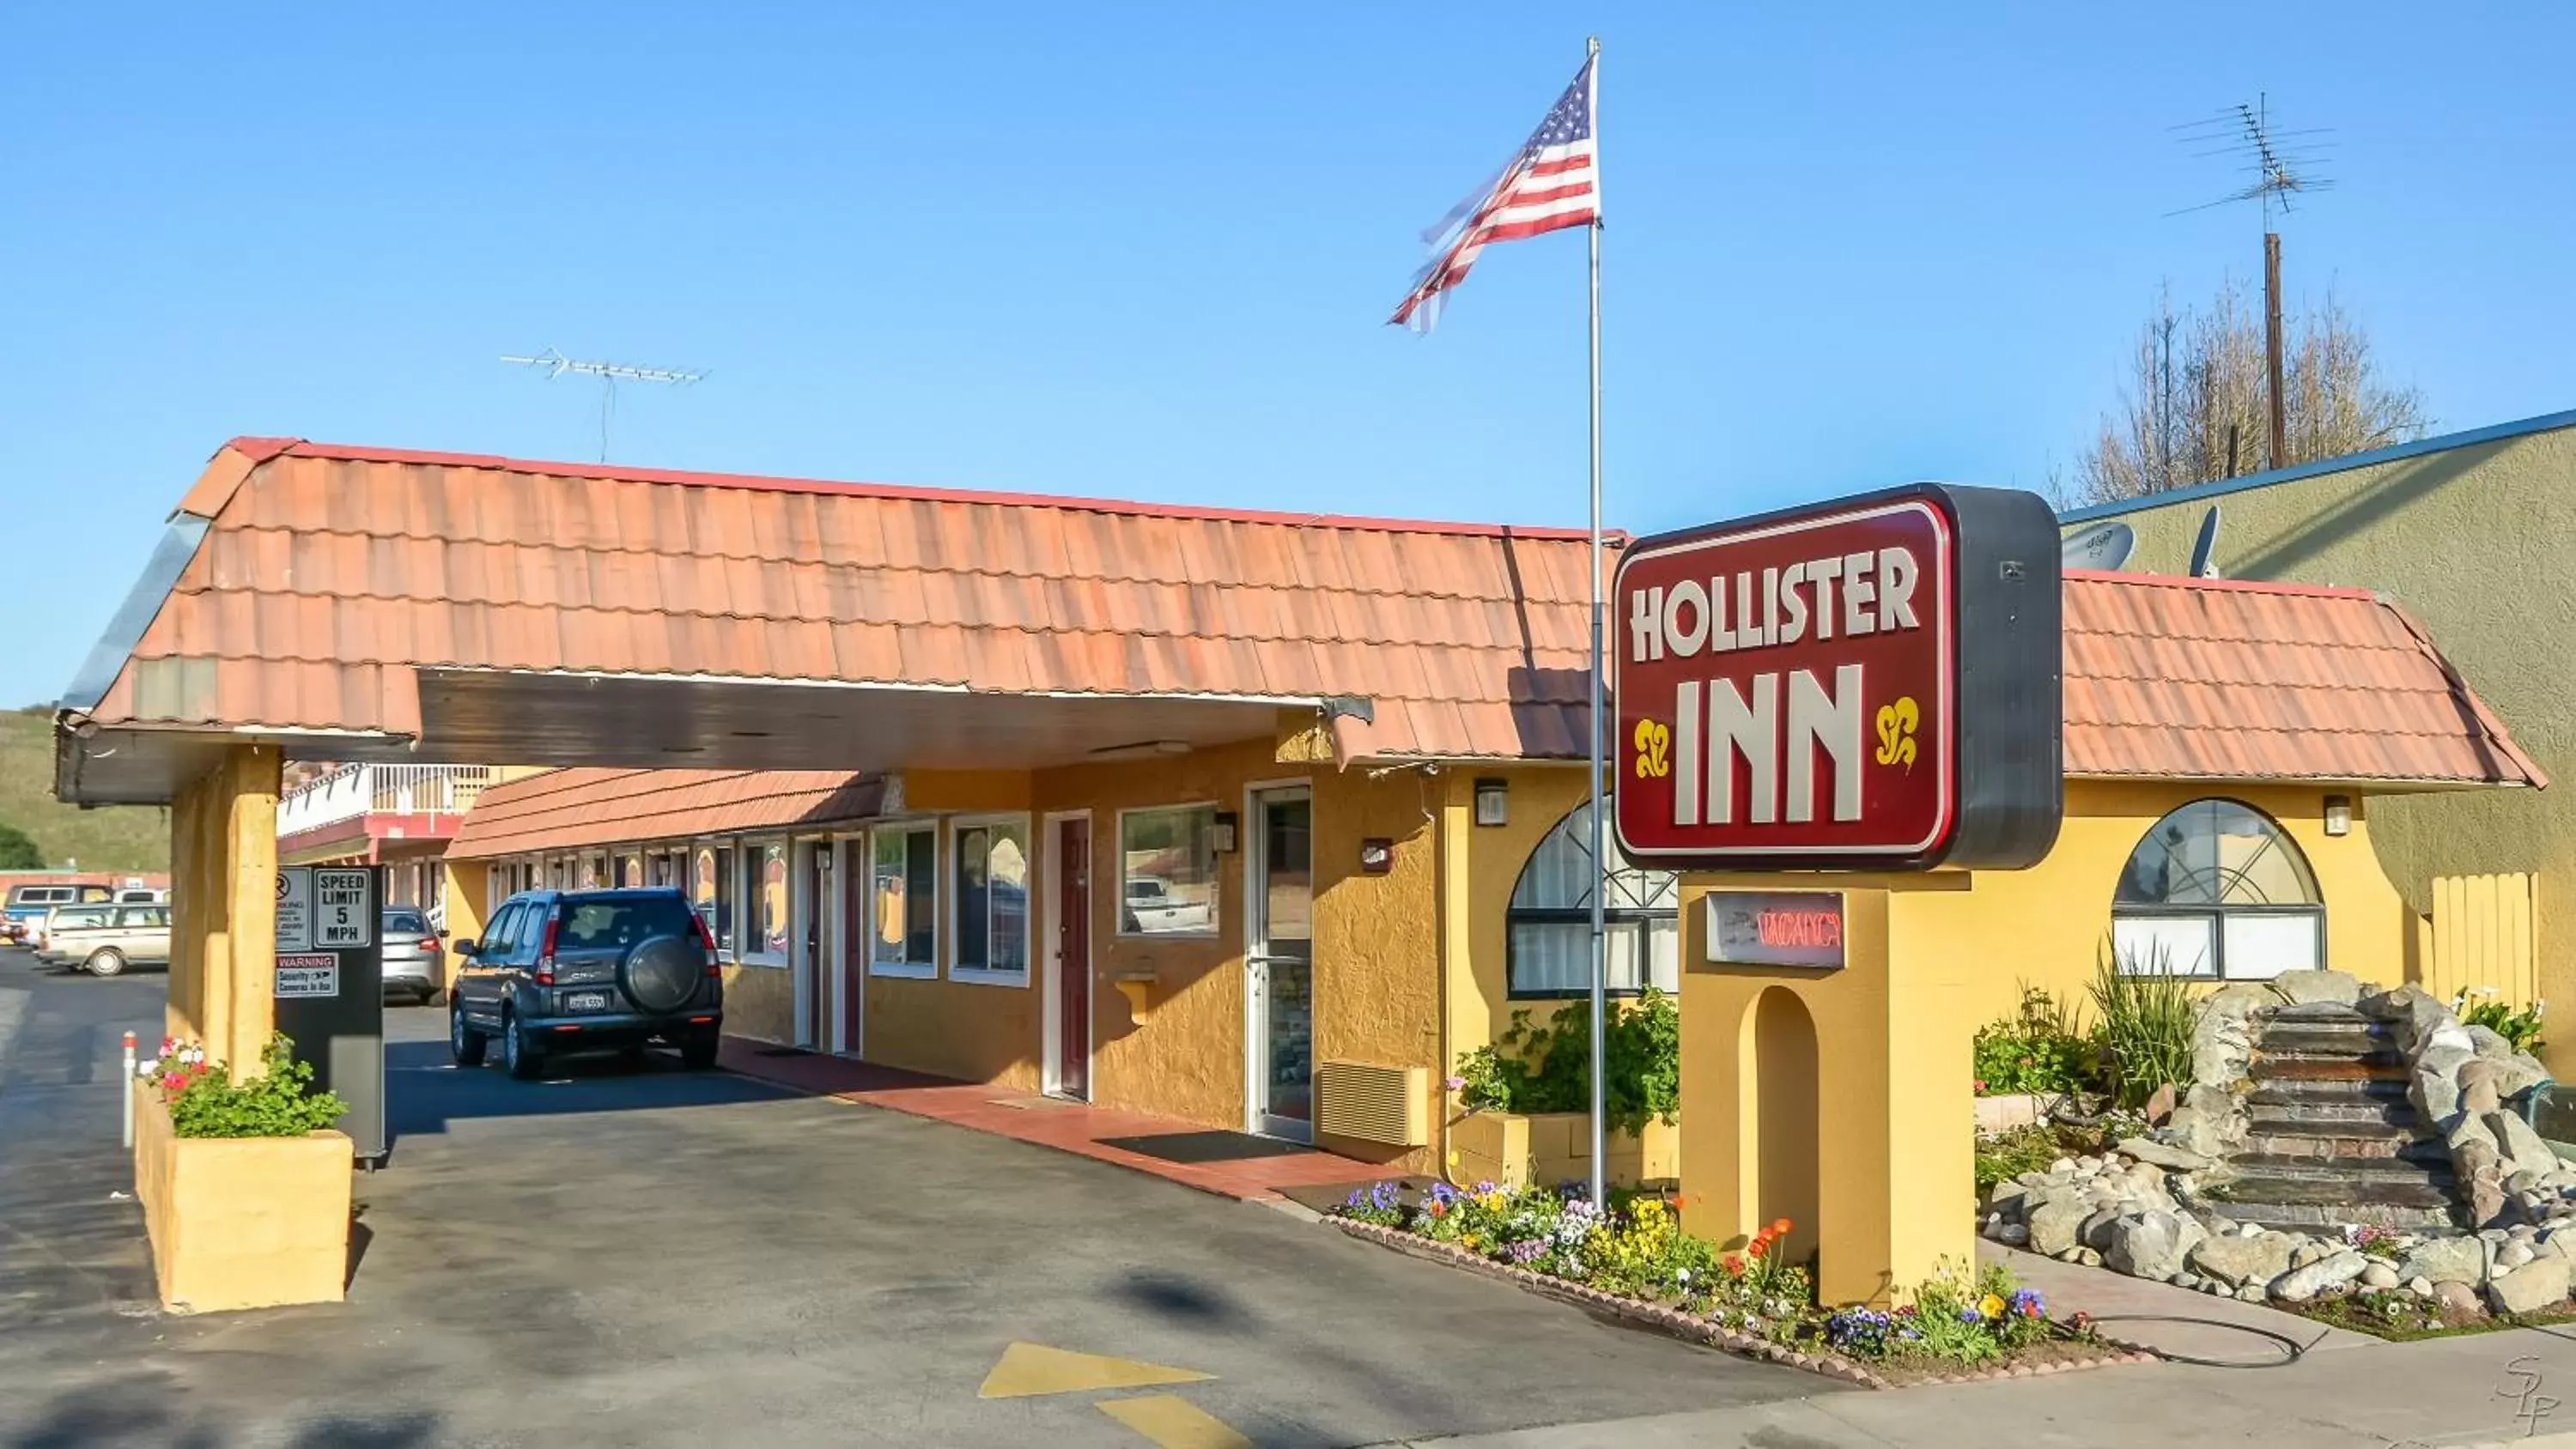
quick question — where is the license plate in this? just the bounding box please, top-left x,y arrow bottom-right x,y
567,991 -> 610,1012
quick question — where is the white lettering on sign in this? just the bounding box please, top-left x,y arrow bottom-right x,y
313,868 -> 374,948
1672,667 -> 1867,828
1625,546 -> 1923,664
276,953 -> 339,998
276,868 -> 313,953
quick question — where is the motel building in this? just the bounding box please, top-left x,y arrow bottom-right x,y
56,440 -> 2541,1303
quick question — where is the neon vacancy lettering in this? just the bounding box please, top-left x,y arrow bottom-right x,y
1624,546 -> 1921,664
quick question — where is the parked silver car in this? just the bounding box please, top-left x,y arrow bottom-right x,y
29,904 -> 115,958
382,907 -> 446,1004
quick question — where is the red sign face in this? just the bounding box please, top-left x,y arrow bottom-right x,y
1615,496 -> 1957,868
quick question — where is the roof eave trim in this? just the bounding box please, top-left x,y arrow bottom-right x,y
57,515 -> 210,713
2058,406 -> 2576,524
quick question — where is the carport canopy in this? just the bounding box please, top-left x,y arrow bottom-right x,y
56,437 -> 1610,804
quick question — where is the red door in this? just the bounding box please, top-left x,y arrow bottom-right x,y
840,841 -> 866,1054
1057,819 -> 1091,1100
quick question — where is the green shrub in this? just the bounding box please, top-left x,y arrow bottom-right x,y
2463,998 -> 2547,1055
1971,985 -> 2095,1097
159,1035 -> 348,1139
2088,940 -> 2198,1109
1454,988 -> 1680,1136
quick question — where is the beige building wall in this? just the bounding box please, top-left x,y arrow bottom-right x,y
2069,415 -> 2575,1071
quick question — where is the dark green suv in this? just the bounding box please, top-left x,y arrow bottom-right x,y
449,888 -> 724,1080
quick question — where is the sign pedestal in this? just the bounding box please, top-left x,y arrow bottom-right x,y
1679,874 -> 1982,1305
274,865 -> 387,1163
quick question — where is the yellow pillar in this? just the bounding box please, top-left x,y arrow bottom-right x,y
1679,875 -> 1978,1306
439,858 -> 490,996
164,745 -> 281,1075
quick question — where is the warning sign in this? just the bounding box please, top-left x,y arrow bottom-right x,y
276,868 -> 313,952
313,868 -> 374,948
276,953 -> 340,998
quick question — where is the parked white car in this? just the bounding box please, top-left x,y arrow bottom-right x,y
1122,877 -> 1211,934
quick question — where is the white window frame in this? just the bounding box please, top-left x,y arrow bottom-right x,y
949,813 -> 1035,988
867,821 -> 941,979
739,836 -> 791,967
1115,802 -> 1223,941
692,839 -> 738,964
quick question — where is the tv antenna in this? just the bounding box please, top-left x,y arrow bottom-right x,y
501,349 -> 707,463
2170,94 -> 2335,474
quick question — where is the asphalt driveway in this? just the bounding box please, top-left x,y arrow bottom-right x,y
0,955 -> 1825,1447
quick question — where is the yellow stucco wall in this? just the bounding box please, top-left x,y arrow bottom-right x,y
1680,777 -> 2417,1304
166,744 -> 283,1072
2071,421 -> 2573,1070
723,963 -> 798,1045
437,860 -> 489,995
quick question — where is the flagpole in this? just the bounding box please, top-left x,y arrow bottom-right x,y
1583,33 -> 1608,1216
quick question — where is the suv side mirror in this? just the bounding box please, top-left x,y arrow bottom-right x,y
457,939 -> 480,959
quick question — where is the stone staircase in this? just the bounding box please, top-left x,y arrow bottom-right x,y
2210,1002 -> 2464,1234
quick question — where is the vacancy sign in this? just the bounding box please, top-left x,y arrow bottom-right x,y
1613,483 -> 2064,873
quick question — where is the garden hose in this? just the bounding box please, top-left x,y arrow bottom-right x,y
2077,1313 -> 2316,1370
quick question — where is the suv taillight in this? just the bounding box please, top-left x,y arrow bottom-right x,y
696,912 -> 721,976
536,914 -> 561,985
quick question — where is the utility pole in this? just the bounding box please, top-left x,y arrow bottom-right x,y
2174,94 -> 2332,475
501,349 -> 708,464
2263,232 -> 2287,469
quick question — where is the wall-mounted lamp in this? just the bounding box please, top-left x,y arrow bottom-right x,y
2324,795 -> 2354,837
1211,811 -> 1239,853
1359,838 -> 1395,874
1474,778 -> 1509,828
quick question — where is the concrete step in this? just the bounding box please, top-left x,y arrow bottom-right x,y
2209,1199 -> 2464,1234
2240,1124 -> 2448,1163
2245,1077 -> 2412,1109
2267,1002 -> 2377,1023
2248,1054 -> 2409,1082
2216,1161 -> 2457,1205
2259,1022 -> 2397,1056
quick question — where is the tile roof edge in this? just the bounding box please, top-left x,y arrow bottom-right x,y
2372,597 -> 2550,790
247,438 -> 1622,543
2063,567 -> 2378,602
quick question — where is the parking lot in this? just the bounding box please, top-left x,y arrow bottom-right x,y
0,950 -> 1821,1448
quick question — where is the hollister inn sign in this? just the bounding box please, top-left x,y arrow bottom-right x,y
1613,484 -> 2063,872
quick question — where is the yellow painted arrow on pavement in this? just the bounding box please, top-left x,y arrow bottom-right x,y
977,1342 -> 1216,1400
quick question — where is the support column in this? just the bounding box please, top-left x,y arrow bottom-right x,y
165,745 -> 282,1075
439,858 -> 490,997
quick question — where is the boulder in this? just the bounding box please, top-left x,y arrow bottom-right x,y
2488,1253 -> 2573,1315
2190,1008 -> 2257,1090
2447,1114 -> 2501,1157
2144,1082 -> 2178,1125
2498,1051 -> 2554,1101
2397,1235 -> 2487,1286
2118,1137 -> 2215,1173
2080,1207 -> 2126,1252
2237,1283 -> 2269,1303
2360,1261 -> 2400,1289
2467,1025 -> 2516,1061
2462,1076 -> 2504,1119
2498,1240 -> 2537,1270
1990,1222 -> 2029,1247
2269,969 -> 2365,1007
2487,1110 -> 2563,1177
2188,1231 -> 2294,1289
2406,1275 -> 2434,1297
2027,1197 -> 2090,1258
2271,1250 -> 2369,1302
1985,1180 -> 2034,1216
2203,982 -> 2277,1020
2360,984 -> 2452,1053
2433,1279 -> 2483,1314
2105,1210 -> 2204,1281
2413,1045 -> 2477,1130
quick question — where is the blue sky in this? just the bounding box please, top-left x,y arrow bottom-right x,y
5,3 -> 2570,701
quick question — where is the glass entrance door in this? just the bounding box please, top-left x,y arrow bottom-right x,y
1248,787 -> 1314,1141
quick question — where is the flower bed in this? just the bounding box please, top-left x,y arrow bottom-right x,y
1330,1180 -> 2151,1388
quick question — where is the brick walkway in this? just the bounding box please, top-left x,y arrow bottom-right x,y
717,1040 -> 1389,1203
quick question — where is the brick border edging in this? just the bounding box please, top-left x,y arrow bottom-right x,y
1329,1219 -> 2159,1391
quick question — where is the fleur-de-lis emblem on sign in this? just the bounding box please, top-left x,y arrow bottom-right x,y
1633,718 -> 1671,779
1873,697 -> 1920,772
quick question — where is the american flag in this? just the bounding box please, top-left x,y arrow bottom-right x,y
1389,56 -> 1600,330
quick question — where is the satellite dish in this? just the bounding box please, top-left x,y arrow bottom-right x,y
2061,521 -> 2136,572
2189,506 -> 2223,579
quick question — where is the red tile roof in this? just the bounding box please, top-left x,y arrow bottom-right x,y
73,438 -> 2540,788
88,437 -> 1605,761
447,768 -> 884,858
2060,570 -> 2542,788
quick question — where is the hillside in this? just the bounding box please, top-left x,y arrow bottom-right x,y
0,707 -> 168,870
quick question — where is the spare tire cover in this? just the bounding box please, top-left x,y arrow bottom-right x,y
622,936 -> 701,1015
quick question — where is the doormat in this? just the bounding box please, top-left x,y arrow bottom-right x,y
1096,1130 -> 1315,1164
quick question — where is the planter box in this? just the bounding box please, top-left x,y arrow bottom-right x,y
1974,1094 -> 2048,1134
134,1087 -> 353,1313
1450,1110 -> 1679,1190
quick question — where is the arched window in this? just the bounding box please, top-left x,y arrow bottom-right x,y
2111,798 -> 2323,979
1508,802 -> 1680,997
